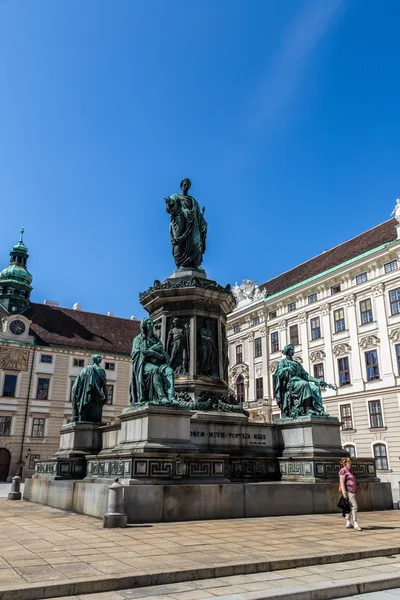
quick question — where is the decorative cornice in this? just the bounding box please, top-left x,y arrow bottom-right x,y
309,350 -> 326,363
140,277 -> 231,301
333,343 -> 351,357
359,335 -> 380,350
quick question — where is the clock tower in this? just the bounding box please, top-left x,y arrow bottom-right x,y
0,229 -> 33,314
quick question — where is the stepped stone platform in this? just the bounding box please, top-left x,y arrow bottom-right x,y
0,500 -> 399,600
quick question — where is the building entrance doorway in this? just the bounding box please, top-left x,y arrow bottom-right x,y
0,448 -> 11,481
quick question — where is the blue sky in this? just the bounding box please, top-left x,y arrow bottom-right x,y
1,0 -> 399,319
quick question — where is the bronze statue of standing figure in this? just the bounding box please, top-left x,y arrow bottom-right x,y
71,354 -> 107,423
165,178 -> 208,270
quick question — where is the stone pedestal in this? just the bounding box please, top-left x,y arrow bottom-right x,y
276,417 -> 377,482
116,405 -> 198,453
35,422 -> 103,480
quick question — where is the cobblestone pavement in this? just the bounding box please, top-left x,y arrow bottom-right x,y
0,500 -> 399,600
47,556 -> 400,600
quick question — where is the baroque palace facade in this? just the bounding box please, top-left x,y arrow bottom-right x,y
227,216 -> 400,503
0,231 -> 139,481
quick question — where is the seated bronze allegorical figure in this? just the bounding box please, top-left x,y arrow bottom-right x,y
273,344 -> 336,419
129,317 -> 177,406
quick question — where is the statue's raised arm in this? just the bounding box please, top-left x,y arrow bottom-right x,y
165,178 -> 208,270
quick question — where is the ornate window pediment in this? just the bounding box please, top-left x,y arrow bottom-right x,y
269,361 -> 278,374
359,335 -> 380,350
309,350 -> 326,363
333,343 -> 351,357
230,362 -> 249,385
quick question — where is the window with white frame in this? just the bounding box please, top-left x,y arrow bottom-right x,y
233,324 -> 240,334
365,350 -> 380,381
105,362 -> 115,371
333,308 -> 345,333
395,344 -> 400,375
389,288 -> 400,315
368,399 -> 384,428
40,354 -> 52,364
73,358 -> 85,368
373,443 -> 388,470
254,337 -> 262,358
69,378 -> 76,401
252,316 -> 260,326
339,404 -> 353,430
385,260 -> 398,274
36,377 -> 50,400
310,317 -> 321,340
268,310 -> 277,320
31,418 -> 45,438
289,324 -> 299,346
255,377 -> 263,400
308,293 -> 318,304
287,302 -> 296,313
313,363 -> 324,380
360,298 -> 373,324
344,444 -> 356,458
29,454 -> 40,470
338,357 -> 351,386
105,384 -> 114,405
356,272 -> 368,285
236,375 -> 245,403
235,344 -> 243,364
0,416 -> 12,436
331,284 -> 341,295
270,331 -> 279,353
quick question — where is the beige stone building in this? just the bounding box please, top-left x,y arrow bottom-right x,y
0,232 -> 139,481
227,215 -> 400,503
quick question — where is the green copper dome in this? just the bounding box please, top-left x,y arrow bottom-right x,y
0,228 -> 33,314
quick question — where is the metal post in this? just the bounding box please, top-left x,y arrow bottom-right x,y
103,478 -> 127,528
8,475 -> 22,500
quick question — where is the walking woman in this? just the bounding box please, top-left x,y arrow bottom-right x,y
339,457 -> 362,531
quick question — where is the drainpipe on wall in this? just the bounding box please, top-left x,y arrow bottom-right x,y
18,344 -> 36,479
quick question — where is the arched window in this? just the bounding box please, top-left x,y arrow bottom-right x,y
373,443 -> 388,470
236,375 -> 245,404
343,444 -> 356,458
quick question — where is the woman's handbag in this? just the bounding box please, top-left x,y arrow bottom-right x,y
337,495 -> 351,517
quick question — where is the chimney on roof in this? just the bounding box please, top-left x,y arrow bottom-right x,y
107,311 -> 114,317
72,302 -> 82,311
130,315 -> 138,320
44,300 -> 59,307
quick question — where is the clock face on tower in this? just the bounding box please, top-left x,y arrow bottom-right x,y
9,319 -> 26,335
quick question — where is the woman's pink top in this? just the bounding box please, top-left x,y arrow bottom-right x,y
339,467 -> 357,493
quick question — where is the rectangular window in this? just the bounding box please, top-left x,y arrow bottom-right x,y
271,331 -> 279,353
369,400 -> 384,428
105,362 -> 115,371
29,454 -> 40,470
69,378 -> 76,402
340,404 -> 353,430
255,377 -> 263,400
396,344 -> 400,375
289,324 -> 299,346
268,310 -> 277,320
338,357 -> 351,386
389,288 -> 400,315
308,293 -> 318,304
365,350 -> 380,381
31,418 -> 45,438
254,337 -> 262,358
334,308 -> 345,333
356,272 -> 368,285
287,302 -> 296,312
235,345 -> 243,364
313,363 -> 324,380
73,358 -> 85,368
373,443 -> 388,470
344,445 -> 356,458
40,354 -> 52,364
105,384 -> 114,405
331,284 -> 341,295
360,298 -> 373,324
233,324 -> 240,334
310,317 -> 321,340
0,416 -> 12,436
385,260 -> 398,273
252,316 -> 260,326
36,377 -> 50,400
3,374 -> 17,398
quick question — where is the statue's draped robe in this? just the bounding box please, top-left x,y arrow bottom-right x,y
129,334 -> 173,404
71,364 -> 107,422
274,357 -> 324,418
167,193 -> 207,268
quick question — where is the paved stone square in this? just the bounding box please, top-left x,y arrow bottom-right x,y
0,499 -> 399,600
